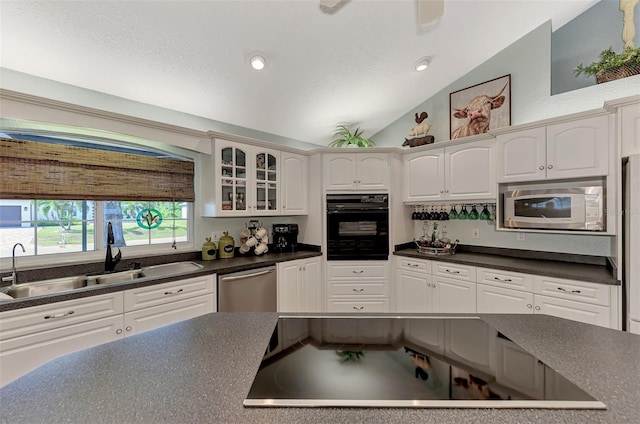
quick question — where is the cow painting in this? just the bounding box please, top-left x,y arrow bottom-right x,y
449,75 -> 511,140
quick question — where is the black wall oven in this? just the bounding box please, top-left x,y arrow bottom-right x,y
326,194 -> 389,261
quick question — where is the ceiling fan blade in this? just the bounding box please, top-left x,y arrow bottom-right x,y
418,0 -> 444,26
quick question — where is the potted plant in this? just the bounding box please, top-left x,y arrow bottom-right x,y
328,124 -> 375,148
574,46 -> 640,84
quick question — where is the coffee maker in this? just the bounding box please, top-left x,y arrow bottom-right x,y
273,224 -> 299,253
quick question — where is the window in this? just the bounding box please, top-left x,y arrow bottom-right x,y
0,199 -> 190,259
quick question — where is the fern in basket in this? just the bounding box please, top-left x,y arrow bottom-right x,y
574,46 -> 640,79
329,124 -> 375,148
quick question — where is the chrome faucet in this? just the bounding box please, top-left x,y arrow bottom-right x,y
105,222 -> 122,273
2,243 -> 26,285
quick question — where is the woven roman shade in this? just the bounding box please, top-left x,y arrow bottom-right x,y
0,137 -> 195,202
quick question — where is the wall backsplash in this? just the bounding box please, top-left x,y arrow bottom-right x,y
412,219 -> 613,257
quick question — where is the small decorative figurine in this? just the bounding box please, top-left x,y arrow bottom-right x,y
402,111 -> 435,147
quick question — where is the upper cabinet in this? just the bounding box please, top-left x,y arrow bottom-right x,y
620,103 -> 640,157
496,115 -> 609,183
281,152 -> 308,215
324,153 -> 389,191
211,140 -> 277,217
403,138 -> 495,202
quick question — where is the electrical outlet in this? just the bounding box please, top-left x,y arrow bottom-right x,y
517,232 -> 526,241
472,229 -> 480,239
211,231 -> 224,242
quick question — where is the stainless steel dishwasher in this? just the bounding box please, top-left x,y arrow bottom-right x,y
217,266 -> 277,312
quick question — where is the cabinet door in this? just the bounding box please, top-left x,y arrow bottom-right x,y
445,318 -> 494,374
395,269 -> 431,313
302,257 -> 322,313
0,315 -> 123,388
123,294 -> 215,336
356,153 -> 389,190
433,276 -> 477,313
403,149 -> 445,202
477,283 -> 533,314
534,294 -> 611,328
253,147 -> 280,215
277,260 -> 302,312
445,139 -> 496,200
324,154 -> 357,190
216,140 -> 250,216
621,103 -> 640,157
546,115 -> 609,180
494,335 -> 545,398
496,127 -> 546,183
281,152 -> 308,215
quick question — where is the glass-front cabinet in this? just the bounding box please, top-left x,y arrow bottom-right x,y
213,139 -> 280,216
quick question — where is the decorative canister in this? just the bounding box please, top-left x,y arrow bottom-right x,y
202,237 -> 217,260
218,231 -> 235,259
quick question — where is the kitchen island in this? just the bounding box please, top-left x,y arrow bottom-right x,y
1,313 -> 639,424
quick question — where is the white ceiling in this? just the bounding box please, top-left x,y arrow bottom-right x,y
0,0 -> 598,147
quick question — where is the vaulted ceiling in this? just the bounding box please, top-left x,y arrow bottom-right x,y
0,0 -> 598,146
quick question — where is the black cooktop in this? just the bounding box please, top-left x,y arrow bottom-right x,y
244,317 -> 605,409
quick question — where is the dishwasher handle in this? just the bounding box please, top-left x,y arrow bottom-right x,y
220,268 -> 275,282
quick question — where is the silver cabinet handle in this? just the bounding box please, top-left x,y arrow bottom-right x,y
547,165 -> 553,169
527,304 -> 533,308
445,269 -> 460,274
126,326 -> 132,331
164,288 -> 184,295
534,306 -> 541,311
352,270 -> 364,274
44,310 -> 75,320
494,277 -> 512,282
353,180 -> 357,183
557,287 -> 581,294
539,165 -> 545,170
440,190 -> 444,193
445,190 -> 449,193
352,306 -> 364,310
352,288 -> 364,292
116,329 -> 123,334
357,180 -> 361,183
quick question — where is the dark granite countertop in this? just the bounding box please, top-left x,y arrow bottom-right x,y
0,312 -> 639,424
394,247 -> 618,286
0,249 -> 322,312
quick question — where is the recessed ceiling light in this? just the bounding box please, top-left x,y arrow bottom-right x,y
250,55 -> 266,70
415,57 -> 431,72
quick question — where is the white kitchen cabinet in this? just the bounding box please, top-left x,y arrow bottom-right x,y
494,334 -> 545,398
326,260 -> 390,313
323,153 -> 389,191
281,151 -> 308,215
620,103 -> 640,157
212,139 -> 280,217
496,115 -> 609,183
0,292 -> 125,388
403,317 -> 445,355
444,318 -> 495,375
395,268 -> 431,313
123,275 -> 216,336
477,283 -> 534,314
432,275 -> 477,313
277,257 -> 322,313
533,294 -> 611,328
403,139 -> 495,202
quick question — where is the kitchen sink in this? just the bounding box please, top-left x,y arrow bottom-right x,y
5,276 -> 88,299
92,269 -> 145,285
141,261 -> 203,278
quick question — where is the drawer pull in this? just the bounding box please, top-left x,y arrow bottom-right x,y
126,326 -> 132,331
534,306 -> 541,311
116,329 -> 123,334
557,287 -> 581,294
526,304 -> 533,308
352,306 -> 364,310
445,269 -> 460,274
352,270 -> 364,274
164,288 -> 184,296
407,263 -> 419,268
352,288 -> 364,292
494,277 -> 512,282
44,310 -> 75,320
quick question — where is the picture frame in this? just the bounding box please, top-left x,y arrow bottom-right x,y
449,74 -> 511,140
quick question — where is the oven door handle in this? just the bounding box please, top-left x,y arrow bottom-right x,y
327,208 -> 388,214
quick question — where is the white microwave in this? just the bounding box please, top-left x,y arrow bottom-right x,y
503,186 -> 605,231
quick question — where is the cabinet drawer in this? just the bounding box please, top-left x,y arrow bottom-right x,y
124,275 -> 215,312
327,262 -> 389,280
123,294 -> 215,336
396,257 -> 431,273
432,262 -> 476,282
533,276 -> 609,307
327,299 -> 389,313
0,314 -> 123,388
0,292 -> 124,341
477,267 -> 533,292
328,282 -> 388,297
534,294 -> 611,328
